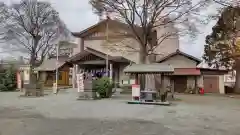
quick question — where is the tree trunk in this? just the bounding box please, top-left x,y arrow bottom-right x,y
234,70 -> 240,93
138,47 -> 157,91
30,37 -> 41,67
138,47 -> 147,90
139,47 -> 147,64
234,59 -> 240,93
28,37 -> 40,84
30,53 -> 36,66
145,54 -> 156,90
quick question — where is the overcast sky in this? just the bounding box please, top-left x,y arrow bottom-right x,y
0,0 -> 219,59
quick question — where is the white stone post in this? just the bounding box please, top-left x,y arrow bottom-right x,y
75,65 -> 79,88
76,64 -> 79,73
219,75 -> 225,94
72,65 -> 76,88
110,63 -> 113,82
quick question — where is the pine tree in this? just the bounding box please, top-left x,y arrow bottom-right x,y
203,6 -> 240,93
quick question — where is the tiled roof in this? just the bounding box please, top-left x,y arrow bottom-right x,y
123,64 -> 174,73
173,68 -> 201,75
34,57 -> 68,71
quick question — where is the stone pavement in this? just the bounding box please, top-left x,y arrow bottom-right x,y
0,89 -> 240,135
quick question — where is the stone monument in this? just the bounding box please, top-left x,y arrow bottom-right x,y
77,73 -> 96,100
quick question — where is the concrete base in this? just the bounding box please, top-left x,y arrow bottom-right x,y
127,101 -> 171,106
77,90 -> 97,100
23,83 -> 44,97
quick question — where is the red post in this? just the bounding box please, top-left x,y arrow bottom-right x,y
199,87 -> 205,95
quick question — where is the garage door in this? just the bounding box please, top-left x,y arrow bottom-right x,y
203,76 -> 219,93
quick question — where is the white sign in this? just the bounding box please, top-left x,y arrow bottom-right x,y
122,80 -> 129,84
53,83 -> 57,94
77,73 -> 84,92
130,79 -> 136,85
132,84 -> 140,97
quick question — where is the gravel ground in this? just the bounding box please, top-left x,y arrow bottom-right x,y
0,89 -> 240,135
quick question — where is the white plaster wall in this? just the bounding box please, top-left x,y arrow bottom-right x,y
160,55 -> 197,68
154,22 -> 179,60
72,38 -> 82,56
84,39 -> 140,63
219,75 -> 225,94
197,75 -> 204,88
187,76 -> 196,89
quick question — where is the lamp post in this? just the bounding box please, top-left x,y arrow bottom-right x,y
105,16 -> 109,77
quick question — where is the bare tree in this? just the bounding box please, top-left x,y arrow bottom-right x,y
0,0 -> 70,67
89,0 -> 210,92
90,0 -> 210,64
212,0 -> 240,7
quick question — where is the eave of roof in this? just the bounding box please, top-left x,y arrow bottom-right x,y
72,19 -> 107,37
197,67 -> 229,72
173,68 -> 201,75
72,18 -> 141,38
68,47 -> 130,63
123,64 -> 174,73
34,57 -> 68,71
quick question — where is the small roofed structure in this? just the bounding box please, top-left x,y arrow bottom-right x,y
124,64 -> 174,105
123,64 -> 174,90
34,56 -> 72,86
34,58 -> 67,71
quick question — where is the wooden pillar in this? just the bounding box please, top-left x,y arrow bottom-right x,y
194,76 -> 198,94
170,76 -> 175,99
170,77 -> 174,93
135,74 -> 139,85
160,74 -> 165,95
115,64 -> 120,84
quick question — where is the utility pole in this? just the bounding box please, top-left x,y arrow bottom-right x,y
105,16 -> 109,77
55,43 -> 59,94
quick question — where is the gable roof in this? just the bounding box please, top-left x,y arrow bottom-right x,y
157,49 -> 202,64
68,47 -> 130,63
72,18 -> 141,38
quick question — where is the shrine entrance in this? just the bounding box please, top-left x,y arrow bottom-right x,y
79,64 -> 109,79
68,47 -> 130,88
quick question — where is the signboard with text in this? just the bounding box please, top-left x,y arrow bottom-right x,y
132,84 -> 140,98
77,73 -> 84,92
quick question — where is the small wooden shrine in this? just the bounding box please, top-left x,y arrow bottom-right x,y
123,64 -> 174,105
